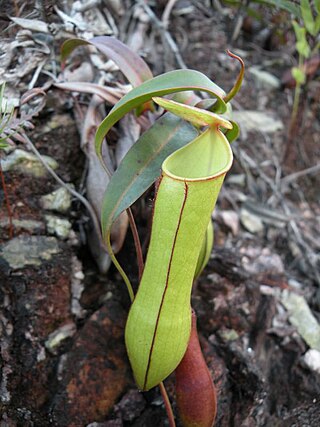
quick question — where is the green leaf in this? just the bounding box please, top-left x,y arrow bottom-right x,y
292,21 -> 311,58
225,120 -> 240,143
0,82 -> 5,112
0,141 -> 9,149
292,67 -> 306,84
315,13 -> 320,34
61,36 -> 153,87
164,94 -> 240,143
301,0 -> 316,36
170,90 -> 201,106
101,113 -> 198,238
95,69 -> 227,166
153,97 -> 232,129
254,0 -> 301,18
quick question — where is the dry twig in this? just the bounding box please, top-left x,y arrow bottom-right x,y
139,1 -> 187,69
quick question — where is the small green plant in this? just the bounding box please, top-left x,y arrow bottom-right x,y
289,0 -> 320,136
62,37 -> 243,426
221,0 -> 301,16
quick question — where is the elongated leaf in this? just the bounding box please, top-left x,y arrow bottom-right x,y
301,0 -> 316,36
158,94 -> 240,143
95,69 -> 227,165
153,97 -> 232,128
92,36 -> 153,84
101,112 -> 198,238
125,124 -> 233,390
153,96 -> 239,143
54,81 -> 124,104
254,0 -> 301,17
316,14 -> 320,34
292,21 -> 311,58
61,37 -> 153,87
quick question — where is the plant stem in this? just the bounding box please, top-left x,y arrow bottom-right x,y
159,382 -> 176,427
106,235 -> 135,302
284,54 -> 303,162
291,51 -> 303,120
0,161 -> 14,239
291,82 -> 301,127
127,207 -> 144,280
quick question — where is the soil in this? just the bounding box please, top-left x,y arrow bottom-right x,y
1,1 -> 320,427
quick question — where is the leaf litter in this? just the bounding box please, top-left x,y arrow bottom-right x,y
1,1 -> 320,426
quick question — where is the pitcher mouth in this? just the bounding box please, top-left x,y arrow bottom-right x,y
162,127 -> 233,182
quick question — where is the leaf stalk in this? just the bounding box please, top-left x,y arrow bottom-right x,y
224,50 -> 245,104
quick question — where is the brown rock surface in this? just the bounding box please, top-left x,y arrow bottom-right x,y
50,301 -> 130,426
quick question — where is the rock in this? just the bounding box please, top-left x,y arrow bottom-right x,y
281,290 -> 320,351
87,422 -> 122,427
208,337 -> 266,427
240,208 -> 264,233
1,149 -> 58,177
216,328 -> 239,342
281,402 -> 320,426
70,256 -> 86,319
63,62 -> 94,82
0,218 -> 44,233
248,67 -> 281,90
242,247 -> 284,275
0,235 -> 60,269
51,301 -> 131,426
301,349 -> 320,374
114,389 -> 146,422
44,214 -> 72,239
45,323 -> 76,355
226,173 -> 246,186
0,237 -> 73,419
40,186 -> 73,213
243,200 -> 288,228
288,278 -> 303,290
218,210 -> 240,236
232,111 -> 284,134
39,114 -> 75,134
